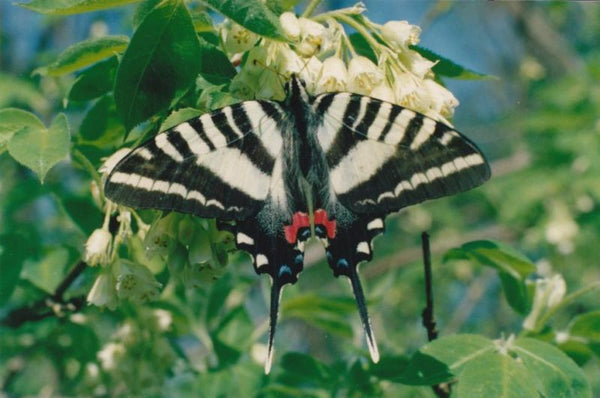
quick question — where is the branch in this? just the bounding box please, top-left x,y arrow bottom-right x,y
1,260 -> 88,328
420,232 -> 451,398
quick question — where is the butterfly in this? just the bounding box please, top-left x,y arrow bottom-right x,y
104,74 -> 491,373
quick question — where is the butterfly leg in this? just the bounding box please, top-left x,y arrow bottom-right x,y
323,212 -> 386,363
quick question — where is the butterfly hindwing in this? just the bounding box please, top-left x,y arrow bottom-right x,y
314,92 -> 491,214
105,101 -> 285,220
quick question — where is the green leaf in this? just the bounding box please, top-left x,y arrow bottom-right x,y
68,56 -> 118,102
0,108 -> 46,154
0,73 -> 49,113
18,0 -> 140,15
369,355 -> 409,381
279,352 -> 330,384
34,35 -> 128,76
282,294 -> 356,337
60,195 -> 103,235
349,33 -> 377,64
410,45 -> 492,80
513,337 -> 592,398
114,0 -> 201,130
80,95 -> 125,142
197,38 -> 237,85
456,352 -> 539,398
203,0 -> 285,40
399,334 -> 495,385
8,113 -> 71,183
21,247 -> 70,293
498,272 -> 530,315
444,240 -> 536,279
0,234 -> 29,305
159,108 -> 204,132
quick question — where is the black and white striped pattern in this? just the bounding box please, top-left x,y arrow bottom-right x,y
105,101 -> 286,220
313,92 -> 489,214
105,74 -> 491,373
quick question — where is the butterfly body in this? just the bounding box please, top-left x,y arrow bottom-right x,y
105,74 -> 490,372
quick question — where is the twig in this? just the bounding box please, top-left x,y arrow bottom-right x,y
1,260 -> 89,328
421,232 -> 438,342
420,232 -> 451,398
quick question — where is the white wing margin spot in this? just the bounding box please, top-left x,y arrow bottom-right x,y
357,154 -> 486,206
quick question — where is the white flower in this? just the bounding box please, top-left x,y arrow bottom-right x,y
347,56 -> 384,95
84,228 -> 112,266
153,309 -> 173,331
144,213 -> 178,258
393,72 -> 420,106
115,260 -> 162,303
403,51 -> 436,79
297,18 -> 325,57
422,79 -> 460,119
280,12 -> 301,41
523,275 -> 567,331
87,272 -> 118,310
224,22 -> 259,54
381,20 -> 421,48
182,261 -> 224,288
545,203 -> 579,254
370,83 -> 395,102
316,57 -> 348,94
97,342 -> 125,371
244,45 -> 268,75
99,148 -> 130,177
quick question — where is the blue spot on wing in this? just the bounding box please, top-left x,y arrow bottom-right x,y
337,258 -> 349,268
278,265 -> 292,277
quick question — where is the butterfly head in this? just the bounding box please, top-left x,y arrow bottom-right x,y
285,74 -> 310,104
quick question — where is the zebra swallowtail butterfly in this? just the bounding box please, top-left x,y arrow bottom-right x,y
105,75 -> 491,373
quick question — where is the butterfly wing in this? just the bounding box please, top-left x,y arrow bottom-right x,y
105,101 -> 285,220
314,92 -> 491,214
313,92 -> 491,361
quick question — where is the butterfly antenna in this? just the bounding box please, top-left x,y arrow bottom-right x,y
348,267 -> 380,363
265,276 -> 283,374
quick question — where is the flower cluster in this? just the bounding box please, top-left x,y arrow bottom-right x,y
219,7 -> 459,123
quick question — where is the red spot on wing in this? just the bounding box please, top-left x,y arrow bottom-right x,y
284,212 -> 310,244
314,209 -> 336,239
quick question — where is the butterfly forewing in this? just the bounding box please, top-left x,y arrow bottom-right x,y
105,100 -> 285,220
314,92 -> 491,214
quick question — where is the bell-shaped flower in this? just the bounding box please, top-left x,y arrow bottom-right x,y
347,56 -> 384,95
381,20 -> 421,49
115,260 -> 162,304
423,79 -> 460,119
224,22 -> 259,54
297,17 -> 325,57
84,228 -> 112,266
370,82 -> 396,103
87,271 -> 118,310
316,57 -> 348,94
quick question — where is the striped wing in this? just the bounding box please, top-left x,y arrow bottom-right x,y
314,92 -> 491,214
105,101 -> 284,220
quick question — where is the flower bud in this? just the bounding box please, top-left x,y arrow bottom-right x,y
280,12 -> 301,41
84,228 -> 112,266
348,56 -> 384,95
316,57 -> 348,94
523,275 -> 567,331
87,272 -> 118,310
115,260 -> 162,303
381,20 -> 421,48
422,79 -> 459,119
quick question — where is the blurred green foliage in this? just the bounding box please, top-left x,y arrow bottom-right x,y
0,0 -> 599,397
